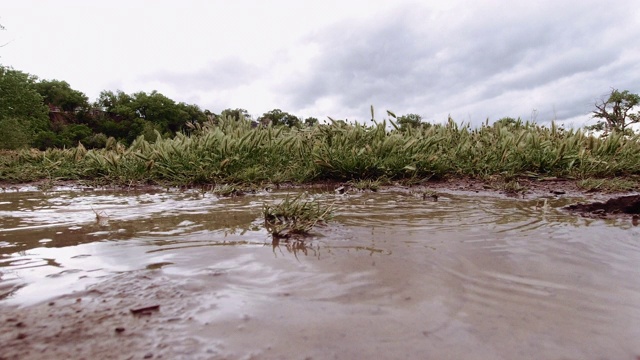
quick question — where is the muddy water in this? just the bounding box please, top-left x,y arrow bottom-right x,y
1,188 -> 640,359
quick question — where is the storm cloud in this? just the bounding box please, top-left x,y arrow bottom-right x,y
282,0 -> 640,125
4,0 -> 639,126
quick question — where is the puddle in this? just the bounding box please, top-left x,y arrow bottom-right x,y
1,189 -> 640,359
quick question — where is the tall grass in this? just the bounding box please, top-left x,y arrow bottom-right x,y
1,115 -> 639,185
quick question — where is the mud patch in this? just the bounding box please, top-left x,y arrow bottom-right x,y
0,271 -> 216,360
565,195 -> 640,219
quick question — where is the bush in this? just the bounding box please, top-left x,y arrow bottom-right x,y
0,117 -> 32,149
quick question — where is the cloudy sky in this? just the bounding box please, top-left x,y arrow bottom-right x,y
2,0 -> 639,126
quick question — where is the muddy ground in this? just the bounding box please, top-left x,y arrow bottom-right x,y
1,177 -> 638,359
0,271 -> 205,360
1,175 -> 635,198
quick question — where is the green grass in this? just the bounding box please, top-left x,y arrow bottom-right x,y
212,184 -> 244,197
1,115 -> 640,186
263,193 -> 335,239
349,178 -> 383,191
577,177 -> 640,192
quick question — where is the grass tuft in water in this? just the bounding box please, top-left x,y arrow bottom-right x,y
263,193 -> 335,239
421,189 -> 439,201
212,184 -> 243,197
349,178 -> 382,191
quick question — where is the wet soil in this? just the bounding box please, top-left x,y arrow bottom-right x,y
1,175 -> 633,198
0,271 -> 201,360
565,195 -> 640,216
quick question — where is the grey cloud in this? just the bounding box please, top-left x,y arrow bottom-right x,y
283,1 -> 640,124
141,58 -> 260,92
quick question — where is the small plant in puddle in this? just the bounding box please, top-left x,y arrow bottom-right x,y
485,177 -> 527,195
212,184 -> 243,197
263,193 -> 335,239
91,208 -> 109,226
421,189 -> 438,201
36,178 -> 55,192
502,179 -> 526,194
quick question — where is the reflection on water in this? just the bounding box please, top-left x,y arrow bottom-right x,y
1,187 -> 640,358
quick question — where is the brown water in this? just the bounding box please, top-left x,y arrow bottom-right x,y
1,187 -> 640,359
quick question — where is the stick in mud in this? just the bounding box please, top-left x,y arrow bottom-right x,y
130,305 -> 160,315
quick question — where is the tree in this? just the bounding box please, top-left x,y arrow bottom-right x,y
304,117 -> 319,127
95,90 -> 136,118
396,113 -> 429,131
588,89 -> 640,135
93,90 -> 207,143
178,103 -> 208,128
493,117 -> 525,128
220,108 -> 250,121
0,66 -> 50,148
34,79 -> 89,112
0,117 -> 32,149
131,90 -> 183,133
258,109 -> 301,127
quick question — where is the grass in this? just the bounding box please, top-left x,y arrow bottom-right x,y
484,178 -> 528,194
349,178 -> 383,191
577,177 -> 640,192
420,189 -> 439,201
263,193 -> 335,239
212,184 -> 244,197
1,115 -> 640,187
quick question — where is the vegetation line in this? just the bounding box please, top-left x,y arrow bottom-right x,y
1,64 -> 639,188
1,115 -> 639,187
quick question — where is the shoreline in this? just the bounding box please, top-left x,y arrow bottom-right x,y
1,175 -> 638,197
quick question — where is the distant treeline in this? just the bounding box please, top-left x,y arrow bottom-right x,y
0,66 -> 294,149
0,65 -> 459,150
1,64 -> 638,151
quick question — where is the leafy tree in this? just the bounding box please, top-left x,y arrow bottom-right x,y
94,90 -> 207,143
93,90 -> 137,141
34,79 -> 89,112
396,113 -> 429,131
220,108 -> 250,121
32,130 -> 63,150
95,90 -> 136,118
304,117 -> 319,127
30,124 -> 95,150
493,117 -> 525,129
60,124 -> 93,146
179,103 -> 208,127
0,117 -> 32,149
93,115 -> 131,141
132,91 -> 206,134
82,133 -> 109,149
132,90 -> 181,132
587,89 -> 640,135
258,109 -> 301,127
0,65 -> 50,148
